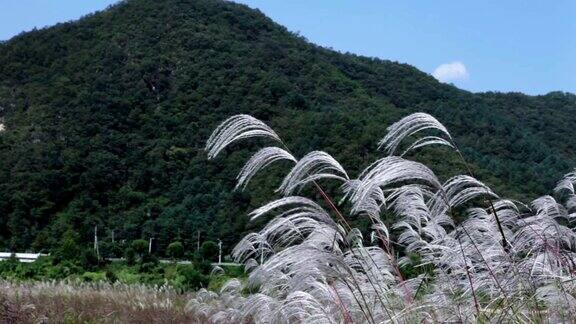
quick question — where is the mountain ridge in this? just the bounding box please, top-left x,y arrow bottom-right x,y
0,0 -> 575,253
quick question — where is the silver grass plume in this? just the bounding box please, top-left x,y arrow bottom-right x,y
200,113 -> 576,323
346,156 -> 441,216
278,151 -> 349,196
555,169 -> 576,213
555,168 -> 576,195
400,136 -> 454,157
442,175 -> 498,208
205,114 -> 282,159
249,196 -> 335,224
491,199 -> 521,227
235,146 -> 296,190
379,112 -> 453,155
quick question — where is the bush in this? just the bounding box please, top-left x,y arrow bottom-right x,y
222,265 -> 245,278
100,241 -> 123,259
45,260 -> 82,280
131,239 -> 149,256
81,271 -> 106,282
80,249 -> 100,270
138,255 -> 160,273
167,241 -> 184,260
200,241 -> 218,262
53,230 -> 82,263
105,269 -> 117,282
124,247 -> 136,265
176,264 -> 208,290
115,268 -> 140,284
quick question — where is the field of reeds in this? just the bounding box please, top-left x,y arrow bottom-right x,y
0,280 -> 198,323
194,112 -> 576,323
2,112 -> 576,323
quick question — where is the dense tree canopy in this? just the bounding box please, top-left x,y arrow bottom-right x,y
0,0 -> 574,254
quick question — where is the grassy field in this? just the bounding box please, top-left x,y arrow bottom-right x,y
0,280 -> 194,323
3,111 -> 576,323
0,257 -> 244,322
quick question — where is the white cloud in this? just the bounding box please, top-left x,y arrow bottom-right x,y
432,61 -> 469,83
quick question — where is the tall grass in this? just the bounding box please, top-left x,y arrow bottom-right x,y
198,113 -> 576,323
0,280 -> 195,323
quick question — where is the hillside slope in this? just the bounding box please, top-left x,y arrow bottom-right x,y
0,0 -> 575,252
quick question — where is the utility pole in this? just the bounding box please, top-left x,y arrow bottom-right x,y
94,225 -> 100,259
197,230 -> 200,252
111,230 -> 115,244
148,237 -> 154,254
218,239 -> 222,264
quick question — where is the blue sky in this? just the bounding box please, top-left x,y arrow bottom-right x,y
1,0 -> 574,95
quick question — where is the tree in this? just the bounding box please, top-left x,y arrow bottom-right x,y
167,241 -> 184,260
200,241 -> 218,262
124,247 -> 136,265
131,239 -> 148,257
54,230 -> 82,262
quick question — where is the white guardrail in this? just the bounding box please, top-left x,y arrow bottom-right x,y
0,252 -> 48,263
0,253 -> 241,266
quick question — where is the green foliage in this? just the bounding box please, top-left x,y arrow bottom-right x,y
124,247 -> 136,265
208,265 -> 247,292
53,230 -> 82,262
131,239 -> 148,256
81,271 -> 107,282
200,241 -> 218,262
138,254 -> 160,273
167,241 -> 184,259
0,255 -> 220,292
399,253 -> 434,279
174,264 -> 209,290
0,0 -> 574,252
79,248 -> 100,270
100,241 -> 123,258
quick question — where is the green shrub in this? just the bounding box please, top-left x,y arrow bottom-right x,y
115,268 -> 140,284
200,241 -> 218,262
208,275 -> 233,292
80,249 -> 100,270
81,271 -> 106,282
0,250 -> 236,292
167,241 -> 184,259
176,264 -> 208,290
100,241 -> 123,258
222,265 -> 246,278
131,239 -> 149,256
53,230 -> 82,263
105,269 -> 118,282
124,247 -> 136,265
45,260 -> 81,280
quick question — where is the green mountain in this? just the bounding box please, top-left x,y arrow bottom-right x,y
0,0 -> 575,253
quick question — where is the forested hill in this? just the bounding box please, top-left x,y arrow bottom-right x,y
0,0 -> 575,253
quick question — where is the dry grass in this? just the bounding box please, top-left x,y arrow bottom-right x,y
196,113 -> 576,323
0,280 -> 196,324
